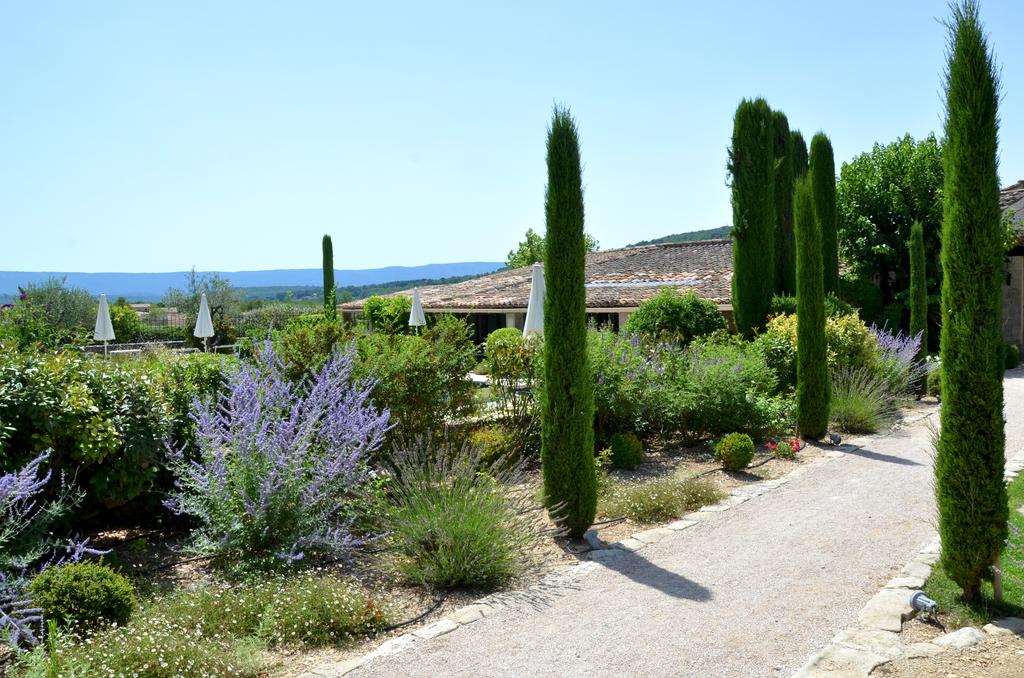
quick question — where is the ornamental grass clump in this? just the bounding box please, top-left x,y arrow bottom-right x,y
385,436 -> 552,589
829,365 -> 897,434
165,340 -> 392,570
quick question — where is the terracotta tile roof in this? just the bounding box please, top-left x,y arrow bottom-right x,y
1003,180 -> 1024,213
340,239 -> 734,313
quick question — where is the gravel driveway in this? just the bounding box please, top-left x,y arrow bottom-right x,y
351,373 -> 1024,678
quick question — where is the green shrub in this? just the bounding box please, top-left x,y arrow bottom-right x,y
624,289 -> 726,343
485,327 -> 541,451
541,106 -> 597,539
927,363 -> 942,397
754,330 -> 797,392
30,562 -> 136,631
0,350 -> 169,508
1006,343 -> 1020,370
654,340 -> 789,443
770,293 -> 852,318
599,475 -> 724,523
609,432 -> 643,469
364,295 -> 412,334
355,315 -> 477,443
715,433 -> 754,471
237,303 -> 314,335
764,312 -> 877,374
589,328 -> 657,440
109,302 -> 142,342
277,314 -> 350,381
385,437 -> 542,588
467,424 -> 521,468
829,366 -> 896,433
149,351 -> 236,463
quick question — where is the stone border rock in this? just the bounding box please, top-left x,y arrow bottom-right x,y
791,442 -> 1024,678
297,409 -> 939,678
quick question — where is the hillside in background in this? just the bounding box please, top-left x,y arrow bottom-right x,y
629,225 -> 731,247
0,262 -> 503,302
241,273 -> 488,303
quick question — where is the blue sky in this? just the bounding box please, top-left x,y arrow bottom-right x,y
2,1 -> 1022,273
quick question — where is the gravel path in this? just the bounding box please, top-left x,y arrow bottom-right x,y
351,374 -> 1024,678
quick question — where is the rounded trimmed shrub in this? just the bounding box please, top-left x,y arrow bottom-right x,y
715,432 -> 755,471
625,289 -> 726,343
30,562 -> 137,631
927,365 -> 942,398
1005,343 -> 1020,370
609,432 -> 643,469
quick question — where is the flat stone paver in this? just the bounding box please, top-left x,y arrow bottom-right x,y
342,375 -> 1024,678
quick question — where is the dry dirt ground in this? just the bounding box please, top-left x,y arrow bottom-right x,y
875,632 -> 1024,677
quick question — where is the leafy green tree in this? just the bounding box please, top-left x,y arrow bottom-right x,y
935,0 -> 1007,602
794,176 -> 829,439
810,133 -> 839,295
540,106 -> 596,539
23,276 -> 95,330
506,228 -> 598,269
727,98 -> 775,338
773,110 -> 796,295
791,131 -> 809,178
908,220 -> 927,393
322,234 -> 336,320
837,134 -> 943,309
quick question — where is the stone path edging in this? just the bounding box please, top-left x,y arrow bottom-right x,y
791,438 -> 1024,678
295,424 -> 912,678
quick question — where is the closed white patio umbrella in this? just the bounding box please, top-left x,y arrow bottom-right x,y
409,287 -> 427,329
523,263 -> 545,336
194,293 -> 215,352
94,294 -> 115,357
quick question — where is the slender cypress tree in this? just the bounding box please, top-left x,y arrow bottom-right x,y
728,98 -> 775,338
791,130 -> 809,178
936,0 -> 1007,601
541,106 -> 596,539
794,176 -> 829,439
322,234 -> 336,320
909,220 -> 928,394
810,133 -> 839,295
773,110 -> 796,295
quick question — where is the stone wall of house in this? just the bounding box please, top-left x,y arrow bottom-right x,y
1003,256 -> 1023,347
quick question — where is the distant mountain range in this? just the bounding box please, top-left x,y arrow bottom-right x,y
629,225 -> 731,247
0,262 -> 504,302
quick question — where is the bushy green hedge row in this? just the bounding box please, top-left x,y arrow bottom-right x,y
0,349 -> 237,510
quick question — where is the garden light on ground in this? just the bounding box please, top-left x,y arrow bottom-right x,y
408,287 -> 426,328
523,262 -> 544,336
93,293 -> 115,357
193,292 -> 214,352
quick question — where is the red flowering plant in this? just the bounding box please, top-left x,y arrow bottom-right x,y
766,437 -> 800,460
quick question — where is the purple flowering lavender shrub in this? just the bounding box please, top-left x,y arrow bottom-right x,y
1,451 -> 96,648
165,341 -> 391,569
868,324 -> 932,399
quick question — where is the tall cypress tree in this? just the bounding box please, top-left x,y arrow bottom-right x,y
322,234 -> 336,320
728,98 -> 775,338
541,106 -> 596,539
909,220 -> 928,393
791,130 -> 809,178
810,133 -> 839,295
773,110 -> 796,295
936,0 -> 1006,601
794,176 -> 829,439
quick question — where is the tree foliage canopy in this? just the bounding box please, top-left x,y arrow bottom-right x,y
506,228 -> 598,269
837,134 -> 943,305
